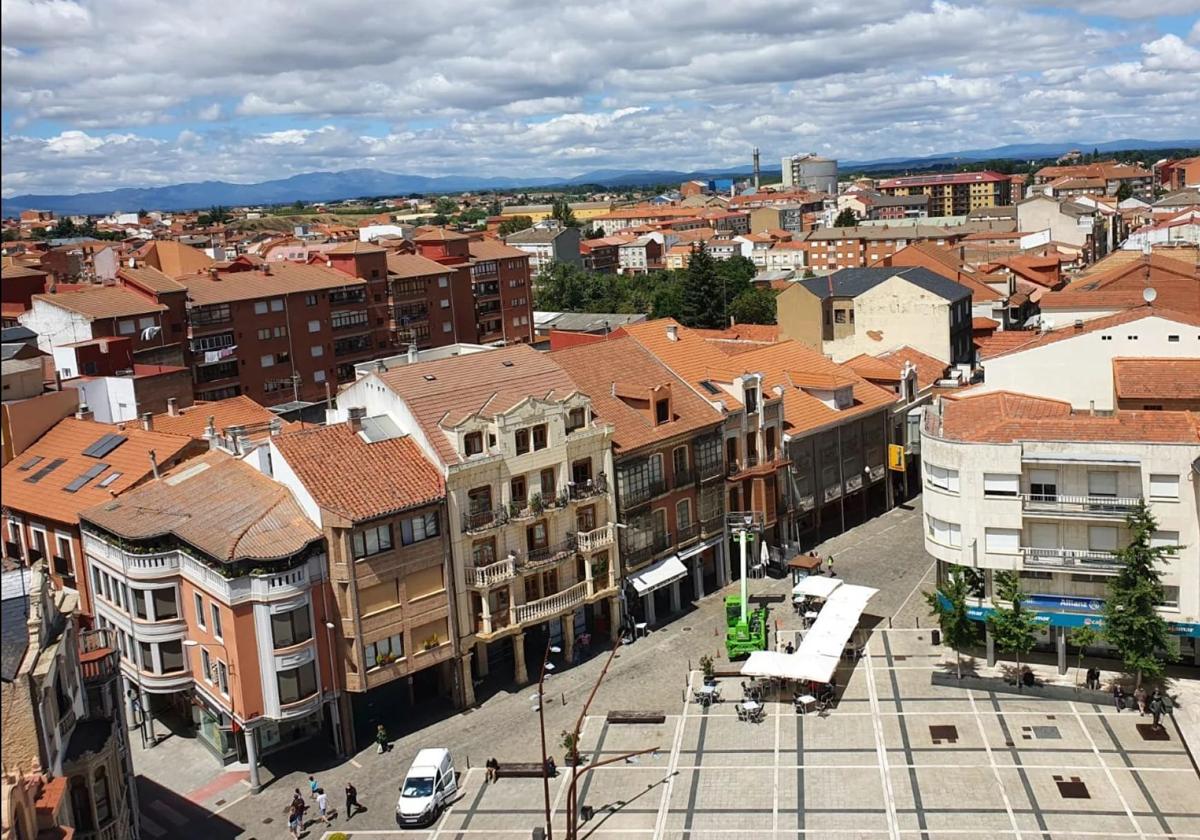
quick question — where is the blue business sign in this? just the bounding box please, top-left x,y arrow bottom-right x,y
939,592 -> 1199,638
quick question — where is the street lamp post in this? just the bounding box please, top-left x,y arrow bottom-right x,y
536,641 -> 562,840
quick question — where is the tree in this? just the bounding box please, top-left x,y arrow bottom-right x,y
292,199 -> 305,211
1102,501 -> 1179,689
650,277 -> 685,320
727,288 -> 777,325
551,197 -> 579,228
498,215 -> 534,236
833,208 -> 859,228
987,571 -> 1040,685
433,197 -> 459,217
488,196 -> 502,216
802,268 -> 815,279
1068,625 -> 1103,689
458,207 -> 487,226
206,205 -> 230,224
679,245 -> 725,328
535,262 -> 593,311
924,566 -> 977,678
1115,182 -> 1133,202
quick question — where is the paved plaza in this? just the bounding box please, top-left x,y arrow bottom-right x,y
131,500 -> 1200,839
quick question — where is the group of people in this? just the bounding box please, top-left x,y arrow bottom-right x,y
285,777 -> 362,837
1112,684 -> 1173,727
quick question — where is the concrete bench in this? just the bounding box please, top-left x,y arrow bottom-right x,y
607,710 -> 666,724
495,763 -> 546,779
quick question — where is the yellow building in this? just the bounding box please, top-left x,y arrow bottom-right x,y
501,201 -> 612,223
875,171 -> 1011,217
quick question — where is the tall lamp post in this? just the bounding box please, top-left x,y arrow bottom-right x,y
535,641 -> 561,840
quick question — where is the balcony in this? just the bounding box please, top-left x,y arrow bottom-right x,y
726,452 -> 784,480
1022,546 -> 1121,572
513,580 -> 589,625
698,459 -> 725,482
1021,494 -> 1142,518
518,536 -> 578,569
469,556 -> 516,588
568,477 -> 607,500
676,522 -> 701,545
462,507 -> 506,533
621,478 -> 667,509
78,630 -> 120,683
195,360 -> 238,383
329,288 -> 366,305
673,465 -> 696,489
577,523 -> 615,552
700,513 -> 724,536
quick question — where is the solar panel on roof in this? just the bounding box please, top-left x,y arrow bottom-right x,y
699,380 -> 721,395
82,433 -> 127,458
18,455 -> 44,471
97,472 -> 122,488
24,458 -> 66,484
63,463 -> 110,493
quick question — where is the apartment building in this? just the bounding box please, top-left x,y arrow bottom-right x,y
270,416 -> 457,749
1036,253 -> 1199,324
78,451 -> 338,788
331,344 -> 619,701
552,336 -> 727,627
1,412 -> 199,617
1033,161 -> 1154,201
1,264 -> 49,324
921,390 -> 1200,669
617,236 -> 663,274
1,565 -> 138,839
876,171 -> 1012,217
385,251 -> 475,350
580,238 -> 621,273
797,225 -> 966,271
1015,196 -> 1112,265
503,223 -> 582,273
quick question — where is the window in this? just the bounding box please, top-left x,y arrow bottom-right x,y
571,458 -> 592,486
1087,471 -> 1117,498
270,298 -> 284,312
216,660 -> 229,694
527,521 -> 549,550
984,528 -> 1020,554
352,523 -> 394,558
515,428 -> 530,455
834,310 -> 846,324
194,593 -> 205,628
314,370 -> 326,383
983,473 -> 1019,497
400,511 -> 439,545
271,605 -> 313,649
438,277 -> 448,288
1088,526 -> 1118,552
577,504 -> 596,532
118,319 -> 136,335
159,639 -> 184,673
925,463 -> 959,493
744,387 -> 758,414
365,634 -> 403,668
655,398 -> 670,424
254,301 -> 268,315
1150,530 -> 1180,553
260,353 -> 275,368
511,475 -> 527,505
311,345 -> 324,358
408,565 -> 444,600
532,424 -> 547,450
676,499 -> 692,531
1149,474 -> 1178,500
308,319 -> 320,333
132,589 -> 149,620
468,485 -> 493,514
539,467 -> 555,496
1028,469 -> 1057,501
305,294 -> 318,306
93,768 -> 112,826
257,327 -> 270,340
201,648 -> 212,683
277,661 -> 317,704
359,580 -> 399,615
464,432 -> 483,456
211,604 -> 223,639
566,407 -> 586,433
927,515 -> 961,547
152,588 -> 178,621
473,538 -> 496,566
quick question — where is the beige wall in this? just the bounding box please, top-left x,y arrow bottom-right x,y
823,275 -> 952,363
1,388 -> 78,466
775,284 -> 823,350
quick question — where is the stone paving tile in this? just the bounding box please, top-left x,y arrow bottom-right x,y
1040,810 -> 1141,836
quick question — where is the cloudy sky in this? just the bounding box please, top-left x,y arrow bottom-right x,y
2,0 -> 1199,197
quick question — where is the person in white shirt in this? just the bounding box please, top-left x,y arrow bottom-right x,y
316,788 -> 332,824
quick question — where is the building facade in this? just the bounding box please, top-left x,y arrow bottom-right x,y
876,172 -> 1012,217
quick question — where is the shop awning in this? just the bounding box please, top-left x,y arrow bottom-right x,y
628,555 -> 688,596
792,576 -> 843,600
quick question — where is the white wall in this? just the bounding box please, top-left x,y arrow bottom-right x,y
976,315 -> 1200,409
19,300 -> 94,355
1016,197 -> 1091,248
823,275 -> 952,363
72,377 -> 137,423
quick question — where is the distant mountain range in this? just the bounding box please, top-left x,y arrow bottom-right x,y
4,138 -> 1195,216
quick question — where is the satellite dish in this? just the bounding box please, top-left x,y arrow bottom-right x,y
1143,287 -> 1157,304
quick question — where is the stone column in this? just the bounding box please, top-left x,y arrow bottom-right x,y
562,619 -> 576,665
985,625 -> 996,668
459,652 -> 476,707
716,541 -> 730,588
643,592 -> 657,626
607,598 -> 620,643
692,556 -> 705,600
1056,626 -> 1067,676
512,633 -> 529,686
245,728 -> 262,793
480,595 -> 493,635
475,640 -> 490,677
669,579 -> 682,614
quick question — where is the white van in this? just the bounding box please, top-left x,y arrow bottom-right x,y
396,748 -> 457,827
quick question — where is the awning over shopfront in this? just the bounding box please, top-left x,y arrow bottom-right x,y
793,576 -> 843,600
628,555 -> 688,596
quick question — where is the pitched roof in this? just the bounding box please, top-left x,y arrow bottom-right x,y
149,395 -> 286,439
504,227 -> 569,244
118,265 -> 187,294
843,354 -> 903,381
468,239 -> 529,261
799,266 -> 972,303
550,336 -> 722,453
273,421 -> 444,522
176,262 -> 364,306
326,240 -> 386,255
992,307 -> 1200,361
938,391 -> 1199,444
80,450 -> 319,563
373,343 -> 583,466
1112,358 -> 1200,402
877,345 -> 949,390
0,417 -> 196,525
877,171 -> 1008,187
31,287 -> 166,320
134,240 -> 214,277
883,242 -> 1001,301
1,264 -> 48,280
386,252 -> 454,279
413,228 -> 469,242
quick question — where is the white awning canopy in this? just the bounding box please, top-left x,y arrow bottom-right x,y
792,576 -> 843,600
628,554 -> 687,596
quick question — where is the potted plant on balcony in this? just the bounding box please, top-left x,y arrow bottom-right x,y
561,729 -> 583,766
530,492 -> 545,514
376,651 -> 397,667
591,557 -> 609,581
556,489 -> 569,509
423,634 -> 441,651
699,654 -> 716,686
508,499 -> 524,519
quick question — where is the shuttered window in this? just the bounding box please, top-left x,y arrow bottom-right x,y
983,473 -> 1019,497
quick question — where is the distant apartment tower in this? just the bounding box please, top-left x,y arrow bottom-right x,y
876,171 -> 1012,217
780,153 -> 838,194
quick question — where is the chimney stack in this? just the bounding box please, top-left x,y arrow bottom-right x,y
140,412 -> 154,431
753,147 -> 761,190
347,406 -> 367,433
148,449 -> 160,480
75,402 -> 94,422
407,343 -> 419,364
203,415 -> 217,449
666,324 -> 678,342
167,397 -> 179,417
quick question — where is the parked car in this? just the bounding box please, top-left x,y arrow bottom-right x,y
396,748 -> 457,827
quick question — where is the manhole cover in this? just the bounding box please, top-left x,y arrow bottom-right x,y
1054,776 -> 1089,799
929,724 -> 959,744
1136,723 -> 1170,741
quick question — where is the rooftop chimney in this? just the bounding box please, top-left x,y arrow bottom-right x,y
148,449 -> 160,480
375,359 -> 387,373
269,418 -> 283,437
666,324 -> 678,342
140,412 -> 154,432
347,406 -> 367,433
407,343 -> 419,364
75,402 -> 93,422
207,266 -> 219,279
203,415 -> 217,449
167,397 -> 179,417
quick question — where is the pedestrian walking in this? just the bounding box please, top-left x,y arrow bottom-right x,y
1112,684 -> 1124,713
308,775 -> 319,799
286,801 -> 302,838
827,555 -> 836,577
316,788 -> 332,824
345,781 -> 359,819
1149,690 -> 1169,729
1135,686 -> 1148,716
375,723 -> 390,754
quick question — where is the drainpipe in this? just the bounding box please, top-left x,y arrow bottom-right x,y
441,502 -> 466,708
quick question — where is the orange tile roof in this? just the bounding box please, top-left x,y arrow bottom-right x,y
984,307 -> 1200,359
118,265 -> 187,294
972,316 -> 999,330
133,240 -> 214,277
176,262 -> 364,306
373,344 -> 584,466
327,240 -> 386,255
413,227 -> 468,242
80,450 -> 320,562
877,346 -> 949,390
1035,162 -> 1152,181
386,253 -> 454,280
273,421 -> 444,522
1112,358 -> 1200,401
550,336 -> 723,453
30,287 -> 166,320
1,417 -> 197,525
468,239 -> 529,261
843,354 -> 902,381
691,324 -> 781,343
1,264 -> 48,279
149,395 -> 287,439
884,242 -> 1001,301
939,391 -> 1199,444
